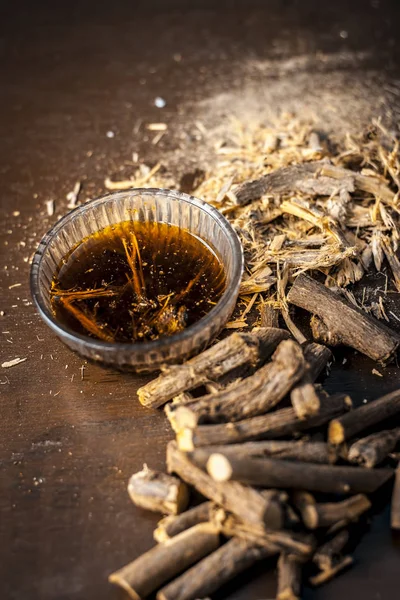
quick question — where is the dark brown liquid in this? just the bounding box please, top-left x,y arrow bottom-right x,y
51,220 -> 226,343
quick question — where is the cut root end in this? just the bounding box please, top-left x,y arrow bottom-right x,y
207,453 -> 233,482
328,420 -> 345,445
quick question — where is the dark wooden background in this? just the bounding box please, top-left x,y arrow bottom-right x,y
1,1 -> 400,599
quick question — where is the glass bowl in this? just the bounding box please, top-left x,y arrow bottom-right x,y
30,188 -> 243,372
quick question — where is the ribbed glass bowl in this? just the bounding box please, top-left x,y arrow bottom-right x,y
30,188 -> 243,372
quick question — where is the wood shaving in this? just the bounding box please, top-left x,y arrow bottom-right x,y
45,199 -> 55,216
225,319 -> 248,329
147,123 -> 168,131
66,181 -> 82,209
152,131 -> 166,145
2,357 -> 27,368
105,162 -> 163,190
372,368 -> 384,377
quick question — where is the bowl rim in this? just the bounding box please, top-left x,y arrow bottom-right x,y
30,187 -> 244,355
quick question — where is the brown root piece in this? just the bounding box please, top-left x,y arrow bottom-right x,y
166,441 -> 283,529
189,440 -> 335,465
108,523 -> 220,600
313,530 -> 350,571
179,393 -> 352,449
137,327 -> 289,408
277,553 -> 302,600
154,502 -> 213,542
293,492 -> 371,530
287,274 -> 400,362
127,465 -> 189,515
303,342 -> 332,379
290,342 -> 332,419
259,301 -> 280,328
309,555 -> 354,587
156,536 -> 277,600
207,453 -> 392,495
290,383 -> 321,421
391,463 -> 400,530
233,161 -> 355,206
328,389 -> 400,445
173,339 -> 305,425
348,427 -> 400,468
310,315 -> 342,347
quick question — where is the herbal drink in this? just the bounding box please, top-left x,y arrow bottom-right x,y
50,221 -> 226,343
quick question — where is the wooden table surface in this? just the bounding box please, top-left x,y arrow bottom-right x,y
1,2 -> 400,599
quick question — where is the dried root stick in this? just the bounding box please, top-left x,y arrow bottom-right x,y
109,523 -> 220,599
157,537 -> 277,600
329,389 -> 400,445
348,427 -> 400,467
128,465 -> 189,515
179,393 -> 352,449
287,274 -> 400,362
